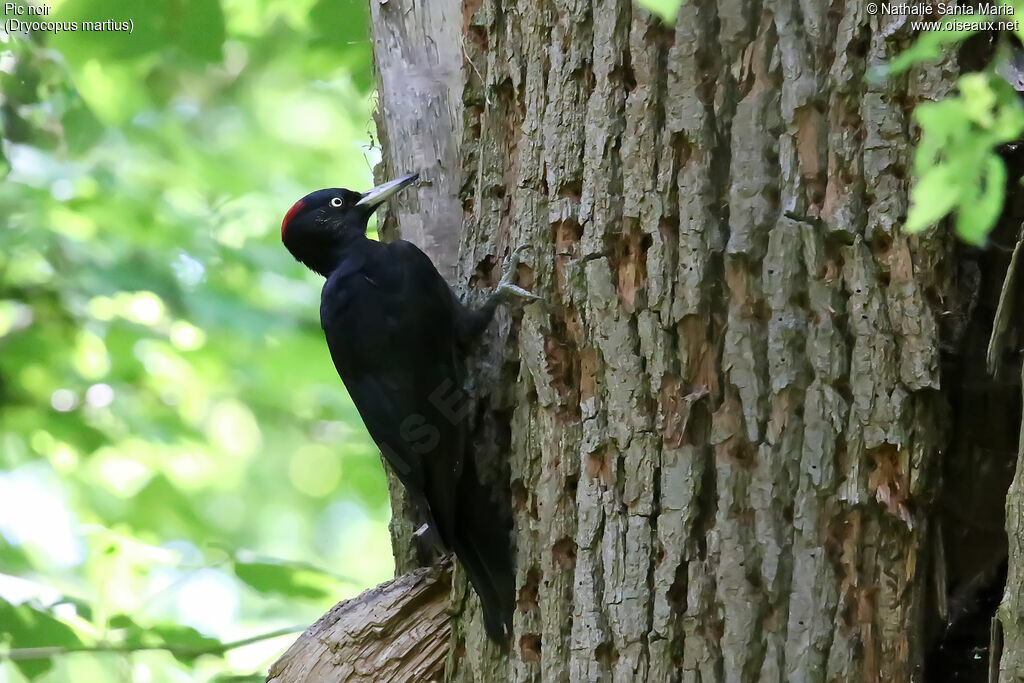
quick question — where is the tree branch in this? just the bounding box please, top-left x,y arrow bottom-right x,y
267,561 -> 452,683
1,626 -> 304,661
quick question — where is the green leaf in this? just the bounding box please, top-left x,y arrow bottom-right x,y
61,97 -> 105,155
634,0 -> 684,23
309,0 -> 373,92
53,0 -> 170,62
148,623 -> 224,664
108,613 -> 144,636
955,155 -> 1007,245
121,475 -> 213,539
915,98 -> 969,139
913,99 -> 969,175
107,614 -> 223,663
232,560 -> 336,600
960,72 -> 998,127
905,163 -> 961,233
0,118 -> 8,178
906,71 -> 1024,244
53,0 -> 224,66
0,538 -> 34,574
0,599 -> 82,680
166,0 -> 226,62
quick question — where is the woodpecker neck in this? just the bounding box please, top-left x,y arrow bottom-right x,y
291,230 -> 370,277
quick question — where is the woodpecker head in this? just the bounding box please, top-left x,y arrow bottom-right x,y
281,173 -> 419,275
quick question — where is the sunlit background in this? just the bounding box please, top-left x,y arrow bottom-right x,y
0,0 -> 394,680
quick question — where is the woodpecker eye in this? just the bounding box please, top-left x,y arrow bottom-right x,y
329,197 -> 344,208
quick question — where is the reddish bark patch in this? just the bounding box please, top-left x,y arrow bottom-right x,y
711,394 -> 745,463
516,260 -> 536,291
832,507 -> 881,655
555,217 -> 583,248
462,0 -> 484,35
510,478 -> 529,513
517,567 -> 541,613
519,634 -> 542,663
466,25 -> 488,51
794,105 -> 826,209
867,443 -> 914,528
544,332 -> 576,401
661,376 -> 709,448
554,219 -> 583,298
557,179 -> 583,202
680,316 -> 720,401
614,218 -> 652,313
551,537 -> 577,570
564,310 -> 585,347
585,446 -> 615,488
579,347 -> 600,404
594,641 -> 619,668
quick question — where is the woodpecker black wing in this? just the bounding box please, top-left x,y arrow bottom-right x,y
320,240 -> 464,536
319,239 -> 514,640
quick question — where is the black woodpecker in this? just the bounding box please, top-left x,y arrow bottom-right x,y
280,173 -> 537,641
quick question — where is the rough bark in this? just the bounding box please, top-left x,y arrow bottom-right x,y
369,0 -> 464,281
267,563 -> 451,683
272,0 -> 1024,680
997,229 -> 1024,681
1003,363 -> 1024,681
369,0 -> 465,574
452,0 -> 961,680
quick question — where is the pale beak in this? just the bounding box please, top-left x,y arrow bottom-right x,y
355,173 -> 420,208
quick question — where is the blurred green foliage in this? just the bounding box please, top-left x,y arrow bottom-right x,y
0,0 -> 394,680
906,72 -> 1024,245
882,2 -> 1024,245
633,0 -> 683,24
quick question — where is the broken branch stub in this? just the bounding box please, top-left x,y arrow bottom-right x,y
267,562 -> 452,683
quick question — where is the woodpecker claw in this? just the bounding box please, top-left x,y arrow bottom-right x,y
497,282 -> 541,301
497,245 -> 541,302
501,244 -> 532,270
413,523 -> 445,554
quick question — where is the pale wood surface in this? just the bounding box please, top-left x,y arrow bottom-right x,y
267,563 -> 452,683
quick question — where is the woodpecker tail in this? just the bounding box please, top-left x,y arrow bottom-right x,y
451,454 -> 515,642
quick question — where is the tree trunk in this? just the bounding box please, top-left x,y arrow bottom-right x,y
271,1 -> 1024,681
369,0 -> 465,575
448,1 -> 959,680
996,231 -> 1024,681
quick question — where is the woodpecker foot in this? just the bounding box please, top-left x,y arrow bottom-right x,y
496,245 -> 541,302
413,523 -> 445,556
